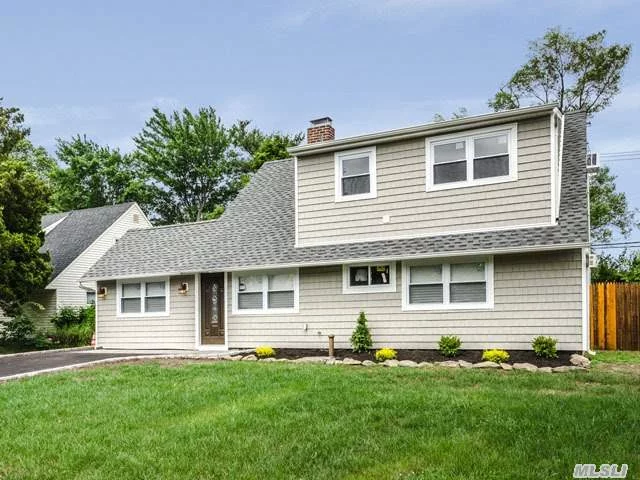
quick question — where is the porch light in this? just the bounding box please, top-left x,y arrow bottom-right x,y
178,282 -> 189,295
97,286 -> 108,299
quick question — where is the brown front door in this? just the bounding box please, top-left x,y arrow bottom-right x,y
201,273 -> 225,344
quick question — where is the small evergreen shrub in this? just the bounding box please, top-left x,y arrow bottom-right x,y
438,335 -> 461,357
350,311 -> 373,353
482,349 -> 510,363
375,347 -> 397,362
532,336 -> 558,359
255,346 -> 276,358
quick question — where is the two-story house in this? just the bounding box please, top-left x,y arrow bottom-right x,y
83,105 -> 590,352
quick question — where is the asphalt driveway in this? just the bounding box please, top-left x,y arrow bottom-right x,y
0,349 -> 151,378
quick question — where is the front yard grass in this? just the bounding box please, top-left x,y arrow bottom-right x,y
0,361 -> 639,479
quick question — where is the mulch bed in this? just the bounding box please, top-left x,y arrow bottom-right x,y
275,348 -> 576,367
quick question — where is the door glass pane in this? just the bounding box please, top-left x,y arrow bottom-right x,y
474,134 -> 508,158
342,156 -> 369,176
410,265 -> 442,284
409,284 -> 443,304
268,291 -> 294,308
434,161 -> 466,184
473,155 -> 509,179
121,297 -> 141,313
146,281 -> 165,297
342,175 -> 370,195
370,265 -> 390,285
122,283 -> 140,297
238,292 -> 263,309
145,297 -> 166,313
268,273 -> 294,291
434,141 -> 466,163
450,282 -> 486,303
349,266 -> 369,286
450,263 -> 485,282
238,275 -> 262,293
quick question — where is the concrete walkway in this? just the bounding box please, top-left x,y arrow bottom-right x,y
0,348 -> 243,381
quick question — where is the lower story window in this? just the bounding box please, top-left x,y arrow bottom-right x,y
343,263 -> 396,293
234,269 -> 298,313
404,258 -> 493,309
117,279 -> 168,316
86,291 -> 96,305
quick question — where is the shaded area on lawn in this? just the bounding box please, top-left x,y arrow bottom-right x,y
0,362 -> 638,480
274,348 -> 577,367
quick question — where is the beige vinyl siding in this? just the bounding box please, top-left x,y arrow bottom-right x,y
297,116 -> 553,246
96,275 -> 195,349
227,249 -> 583,351
47,204 -> 150,309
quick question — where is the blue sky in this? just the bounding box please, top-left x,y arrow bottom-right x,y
2,0 -> 640,242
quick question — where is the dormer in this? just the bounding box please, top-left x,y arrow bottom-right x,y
290,105 -> 563,248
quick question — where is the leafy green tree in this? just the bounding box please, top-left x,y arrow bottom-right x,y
589,166 -> 638,243
490,28 -> 631,116
433,107 -> 468,123
0,159 -> 52,317
0,98 -> 30,156
133,107 -> 245,224
230,120 -> 304,170
50,135 -> 151,212
591,250 -> 640,282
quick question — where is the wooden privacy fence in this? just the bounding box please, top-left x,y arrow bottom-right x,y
590,282 -> 640,351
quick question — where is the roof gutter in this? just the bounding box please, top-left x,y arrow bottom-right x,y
289,104 -> 558,157
82,240 -> 587,281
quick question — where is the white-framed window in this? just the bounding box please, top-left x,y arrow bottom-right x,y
426,124 -> 517,191
232,269 -> 299,314
116,278 -> 169,317
334,146 -> 377,202
402,257 -> 494,310
86,291 -> 96,305
342,262 -> 396,294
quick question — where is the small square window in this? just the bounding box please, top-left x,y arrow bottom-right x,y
343,263 -> 395,293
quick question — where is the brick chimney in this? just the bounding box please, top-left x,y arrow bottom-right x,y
307,117 -> 335,144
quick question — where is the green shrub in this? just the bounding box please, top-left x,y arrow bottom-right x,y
532,336 -> 558,359
49,305 -> 95,347
51,305 -> 94,329
350,311 -> 373,353
438,335 -> 462,357
255,346 -> 276,358
0,303 -> 50,348
482,349 -> 510,363
375,347 -> 397,362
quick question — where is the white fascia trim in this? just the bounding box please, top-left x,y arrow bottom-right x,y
557,110 -> 565,221
290,104 -> 557,157
297,220 -> 553,248
294,156 -> 300,248
230,268 -> 300,316
550,112 -> 557,224
401,256 -> 494,312
581,247 -> 590,352
47,203 -> 143,289
115,276 -> 171,318
83,243 -> 589,282
43,216 -> 68,235
194,272 -> 201,350
334,146 -> 377,202
425,123 -> 518,192
342,262 -> 397,294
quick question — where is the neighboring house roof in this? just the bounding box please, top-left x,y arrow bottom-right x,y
83,111 -> 589,281
43,203 -> 137,281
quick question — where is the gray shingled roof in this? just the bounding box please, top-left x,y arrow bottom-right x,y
83,111 -> 588,280
43,203 -> 136,280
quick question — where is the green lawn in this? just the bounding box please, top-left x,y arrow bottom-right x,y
591,350 -> 640,365
0,362 -> 639,480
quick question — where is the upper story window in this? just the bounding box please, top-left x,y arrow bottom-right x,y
232,269 -> 299,314
426,124 -> 517,191
334,147 -> 377,202
116,278 -> 169,317
342,262 -> 396,294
